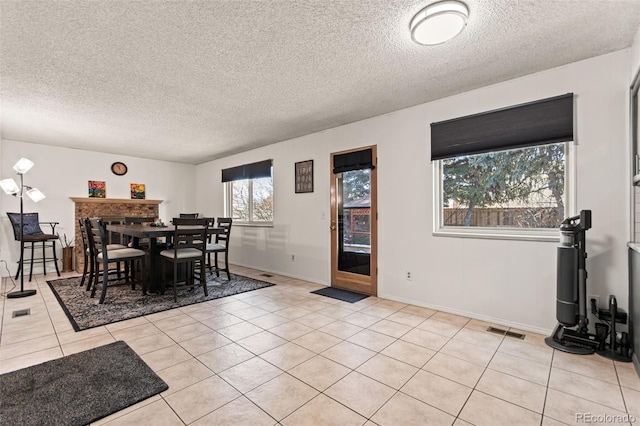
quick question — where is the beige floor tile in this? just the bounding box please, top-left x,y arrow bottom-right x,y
191,396 -> 276,426
0,323 -> 55,346
268,321 -> 313,340
320,320 -> 364,339
246,373 -> 318,421
163,321 -> 220,342
55,326 -> 110,345
347,329 -> 396,352
237,330 -> 287,354
93,396 -> 162,425
372,392 -> 455,426
179,331 -> 232,357
423,352 -> 485,388
295,300 -> 334,312
109,322 -> 162,342
322,340 -> 376,369
552,350 -> 618,384
342,312 -> 382,328
549,368 -> 625,411
217,299 -> 253,313
231,306 -> 272,320
165,375 -> 241,424
288,355 -> 352,391
431,311 -> 469,326
248,312 -> 291,329
453,419 -> 474,426
618,364 -> 640,391
325,371 -> 396,418
260,342 -> 315,370
126,332 -> 176,355
488,351 -> 550,386
452,327 -> 504,351
401,370 -> 472,416
509,328 -> 548,347
358,304 -> 398,319
417,318 -> 462,338
218,356 -> 284,393
200,312 -> 244,330
217,321 -> 264,341
356,353 -> 418,389
149,313 -> 196,331
476,368 -> 546,413
185,306 -> 225,322
543,388 -> 628,425
157,358 -> 215,396
399,305 -> 437,318
61,333 -> 117,355
140,343 -> 193,371
0,334 -> 60,360
292,330 -> 341,353
196,342 -> 254,373
281,393 -> 366,426
381,339 -> 436,368
98,399 -> 184,426
294,312 -> 336,329
401,328 -> 450,351
622,386 -> 640,419
0,346 -> 63,374
459,390 -> 541,426
367,319 -> 412,338
540,416 -> 569,426
385,311 -> 428,327
439,339 -> 496,367
274,306 -> 313,320
498,338 -> 553,365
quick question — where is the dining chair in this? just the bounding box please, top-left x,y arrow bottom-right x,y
179,213 -> 199,218
206,217 -> 233,280
86,218 -> 147,304
80,218 -> 129,291
7,212 -> 60,281
160,217 -> 208,302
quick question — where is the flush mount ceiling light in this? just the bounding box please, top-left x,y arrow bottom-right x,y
410,0 -> 469,45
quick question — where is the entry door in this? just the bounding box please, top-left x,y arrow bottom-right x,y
330,146 -> 377,295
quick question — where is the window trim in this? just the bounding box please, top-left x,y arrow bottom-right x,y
432,141 -> 576,241
224,176 -> 274,227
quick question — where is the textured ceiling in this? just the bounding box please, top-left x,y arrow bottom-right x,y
1,0 -> 639,164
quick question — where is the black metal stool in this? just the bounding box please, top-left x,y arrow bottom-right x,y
7,212 -> 61,281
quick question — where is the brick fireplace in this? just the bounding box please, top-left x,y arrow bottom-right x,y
70,197 -> 163,273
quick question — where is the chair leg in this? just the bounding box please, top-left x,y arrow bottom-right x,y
41,241 -> 47,276
51,240 -> 60,277
29,242 -> 35,281
98,267 -> 109,304
173,263 -> 178,303
224,252 -> 230,280
80,253 -> 88,287
214,253 -> 220,277
201,257 -> 208,297
141,258 -> 147,296
86,257 -> 96,291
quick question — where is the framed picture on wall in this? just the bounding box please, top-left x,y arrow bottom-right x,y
88,180 -> 106,198
130,183 -> 146,199
295,160 -> 314,193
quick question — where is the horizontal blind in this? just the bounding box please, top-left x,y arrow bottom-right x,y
333,149 -> 374,174
221,159 -> 272,182
431,93 -> 574,161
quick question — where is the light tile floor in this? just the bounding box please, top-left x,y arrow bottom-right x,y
2,266 -> 640,425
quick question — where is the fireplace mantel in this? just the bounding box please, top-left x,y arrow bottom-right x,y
70,197 -> 163,205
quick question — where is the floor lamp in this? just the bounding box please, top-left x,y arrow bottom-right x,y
0,158 -> 46,298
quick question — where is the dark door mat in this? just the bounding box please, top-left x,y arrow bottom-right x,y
0,341 -> 168,426
311,287 -> 369,303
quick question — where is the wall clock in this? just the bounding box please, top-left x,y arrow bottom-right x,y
111,162 -> 128,176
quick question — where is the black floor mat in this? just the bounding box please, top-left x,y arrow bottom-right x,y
311,287 -> 369,303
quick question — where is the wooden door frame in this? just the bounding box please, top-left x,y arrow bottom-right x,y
330,145 -> 378,296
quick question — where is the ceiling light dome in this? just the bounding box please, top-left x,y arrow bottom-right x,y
410,1 -> 469,45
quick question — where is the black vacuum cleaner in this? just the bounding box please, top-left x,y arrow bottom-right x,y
545,210 -> 601,354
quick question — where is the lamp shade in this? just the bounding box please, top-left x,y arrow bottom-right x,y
13,158 -> 34,174
411,1 -> 469,45
0,178 -> 20,195
26,187 -> 46,202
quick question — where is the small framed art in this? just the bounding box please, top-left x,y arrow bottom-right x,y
88,180 -> 106,198
131,183 -> 146,199
295,160 -> 314,193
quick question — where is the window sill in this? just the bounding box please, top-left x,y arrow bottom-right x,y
433,227 -> 559,242
233,222 -> 274,228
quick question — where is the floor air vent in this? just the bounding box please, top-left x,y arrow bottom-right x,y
486,326 -> 525,340
260,273 -> 274,277
12,308 -> 30,318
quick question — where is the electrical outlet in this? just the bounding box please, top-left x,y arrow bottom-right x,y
589,294 -> 600,310
291,254 -> 295,261
405,271 -> 412,281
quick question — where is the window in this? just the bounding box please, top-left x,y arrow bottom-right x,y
431,94 -> 574,240
222,160 -> 273,225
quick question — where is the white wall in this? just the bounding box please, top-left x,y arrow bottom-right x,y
631,24 -> 640,79
196,50 -> 631,333
0,140 -> 197,275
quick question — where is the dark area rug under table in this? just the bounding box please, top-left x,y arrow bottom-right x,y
0,341 -> 168,426
48,272 -> 275,331
311,286 -> 369,303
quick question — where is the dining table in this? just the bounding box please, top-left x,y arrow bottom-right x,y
107,223 -> 223,293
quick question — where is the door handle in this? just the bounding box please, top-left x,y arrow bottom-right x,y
330,221 -> 336,231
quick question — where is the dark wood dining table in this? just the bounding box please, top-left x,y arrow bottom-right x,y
107,223 -> 223,293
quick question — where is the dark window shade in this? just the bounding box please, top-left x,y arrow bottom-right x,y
221,160 -> 272,182
333,149 -> 374,174
431,93 -> 574,161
